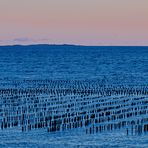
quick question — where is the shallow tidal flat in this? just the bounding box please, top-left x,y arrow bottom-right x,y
0,80 -> 147,147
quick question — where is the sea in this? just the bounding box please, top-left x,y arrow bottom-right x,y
0,45 -> 148,148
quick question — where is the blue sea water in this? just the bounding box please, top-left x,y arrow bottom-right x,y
0,45 -> 148,148
0,45 -> 147,84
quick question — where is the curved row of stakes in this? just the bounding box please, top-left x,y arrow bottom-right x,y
0,79 -> 148,136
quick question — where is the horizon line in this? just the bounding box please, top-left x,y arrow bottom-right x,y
0,43 -> 148,47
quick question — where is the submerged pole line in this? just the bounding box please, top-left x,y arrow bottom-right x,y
0,79 -> 147,136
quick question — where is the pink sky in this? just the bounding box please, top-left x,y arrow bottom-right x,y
0,0 -> 148,45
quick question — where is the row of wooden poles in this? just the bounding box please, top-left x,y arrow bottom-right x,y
0,80 -> 148,136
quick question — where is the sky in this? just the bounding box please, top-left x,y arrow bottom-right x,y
0,0 -> 148,46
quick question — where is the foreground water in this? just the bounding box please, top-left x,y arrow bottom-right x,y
0,128 -> 148,148
0,45 -> 148,147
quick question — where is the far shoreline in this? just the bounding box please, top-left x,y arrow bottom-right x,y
0,44 -> 148,47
